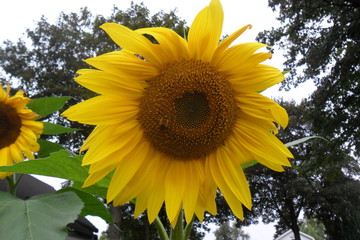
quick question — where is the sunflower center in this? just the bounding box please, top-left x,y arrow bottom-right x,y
175,92 -> 209,129
0,102 -> 22,149
139,60 -> 238,160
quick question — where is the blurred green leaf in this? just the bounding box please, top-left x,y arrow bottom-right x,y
38,139 -> 66,158
57,187 -> 113,223
27,96 -> 71,119
42,122 -> 79,135
241,160 -> 258,169
285,136 -> 327,147
282,70 -> 291,75
0,150 -> 111,199
0,150 -> 87,181
72,173 -> 112,200
0,191 -> 83,240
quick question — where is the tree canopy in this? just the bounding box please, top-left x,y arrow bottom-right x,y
242,100 -> 360,240
257,0 -> 360,156
255,2 -> 360,238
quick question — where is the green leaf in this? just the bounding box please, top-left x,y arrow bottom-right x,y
57,187 -> 113,223
38,139 -> 66,158
282,70 -> 291,75
0,150 -> 87,182
285,136 -> 327,148
241,160 -> 258,169
0,150 -> 111,199
27,96 -> 71,119
42,122 -> 79,135
0,191 -> 83,240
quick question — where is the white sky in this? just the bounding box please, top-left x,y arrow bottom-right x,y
1,1 -> 315,239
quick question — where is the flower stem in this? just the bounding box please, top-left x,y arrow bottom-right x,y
154,216 -> 170,240
183,216 -> 194,240
5,173 -> 23,196
171,210 -> 184,240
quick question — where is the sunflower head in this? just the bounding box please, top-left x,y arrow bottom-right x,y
0,84 -> 44,179
63,0 -> 293,226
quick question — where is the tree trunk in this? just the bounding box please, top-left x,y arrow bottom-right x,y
107,205 -> 122,240
286,199 -> 301,240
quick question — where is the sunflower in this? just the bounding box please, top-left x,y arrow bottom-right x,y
63,0 -> 293,226
0,84 -> 43,179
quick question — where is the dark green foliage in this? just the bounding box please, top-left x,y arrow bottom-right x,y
257,0 -> 360,156
241,101 -> 360,240
214,221 -> 250,240
299,218 -> 326,240
255,1 -> 360,239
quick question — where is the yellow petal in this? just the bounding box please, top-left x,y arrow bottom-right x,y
100,23 -> 165,67
211,24 -> 252,65
0,147 -> 11,166
183,160 -> 201,223
208,152 -> 244,219
136,27 -> 190,62
188,0 -> 223,61
9,144 -> 24,163
229,64 -> 284,92
83,164 -> 116,188
114,148 -> 159,206
146,156 -> 170,223
107,140 -> 150,202
81,122 -> 142,166
74,69 -> 145,98
236,92 -> 288,128
165,160 -> 186,224
62,95 -> 139,125
217,147 -> 252,209
16,136 -> 35,159
134,191 -> 148,219
215,42 -> 268,72
233,122 -> 293,167
85,50 -> 158,79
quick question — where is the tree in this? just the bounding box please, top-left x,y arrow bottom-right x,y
299,218 -> 326,240
214,221 -> 250,240
255,1 -> 360,239
257,0 -> 360,156
241,100 -> 360,240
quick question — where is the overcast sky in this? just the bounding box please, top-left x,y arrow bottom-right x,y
1,1 -> 315,239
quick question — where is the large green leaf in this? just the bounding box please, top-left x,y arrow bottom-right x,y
0,191 -> 83,240
27,96 -> 71,119
0,150 -> 87,181
72,176 -> 112,200
38,139 -> 66,158
57,187 -> 113,223
42,122 -> 79,135
0,150 -> 111,199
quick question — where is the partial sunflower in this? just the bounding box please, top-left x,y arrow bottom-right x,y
0,84 -> 43,179
63,0 -> 293,226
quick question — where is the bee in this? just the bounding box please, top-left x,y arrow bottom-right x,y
159,116 -> 169,131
